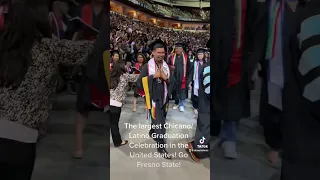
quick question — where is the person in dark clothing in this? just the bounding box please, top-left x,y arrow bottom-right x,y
0,0 -> 94,179
251,0 -> 299,167
132,53 -> 147,112
188,48 -> 207,115
168,43 -> 189,112
280,0 -> 320,179
186,61 -> 210,162
75,0 -> 106,40
188,50 -> 195,63
73,8 -> 108,159
137,39 -> 173,159
211,0 -> 265,159
49,0 -> 71,39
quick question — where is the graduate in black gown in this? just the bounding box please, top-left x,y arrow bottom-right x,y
168,43 -> 189,112
250,0 -> 300,167
188,48 -> 207,115
137,39 -> 173,159
211,0 -> 265,159
186,61 -> 210,162
187,50 -> 195,63
280,0 -> 320,179
73,10 -> 109,158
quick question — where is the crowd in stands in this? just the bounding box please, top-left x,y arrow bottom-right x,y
183,25 -> 208,30
110,11 -> 209,63
129,0 -> 209,20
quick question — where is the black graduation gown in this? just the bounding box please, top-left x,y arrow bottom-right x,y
187,60 -> 205,98
211,0 -> 266,121
253,1 -> 297,151
76,12 -> 109,113
168,54 -> 189,101
137,63 -> 173,144
192,64 -> 210,159
281,2 -> 320,179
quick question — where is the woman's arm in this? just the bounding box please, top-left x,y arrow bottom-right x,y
49,39 -> 94,66
126,74 -> 140,83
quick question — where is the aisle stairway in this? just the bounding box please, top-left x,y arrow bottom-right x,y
32,93 -> 109,180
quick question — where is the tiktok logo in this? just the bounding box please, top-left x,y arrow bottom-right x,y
199,136 -> 205,144
197,136 -> 209,151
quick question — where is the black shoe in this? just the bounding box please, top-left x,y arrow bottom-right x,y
157,148 -> 172,159
114,140 -> 128,147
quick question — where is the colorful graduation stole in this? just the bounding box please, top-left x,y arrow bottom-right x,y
193,61 -> 199,81
142,59 -> 169,120
82,4 -> 94,40
82,4 -> 106,40
189,55 -> 195,62
235,0 -> 247,49
266,0 -> 284,60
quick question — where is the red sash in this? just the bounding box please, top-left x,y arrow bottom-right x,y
82,4 -> 109,109
82,4 -> 95,40
0,5 -> 8,31
171,53 -> 187,89
134,63 -> 144,96
134,63 -> 141,74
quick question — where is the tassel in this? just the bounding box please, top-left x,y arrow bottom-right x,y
171,46 -> 175,54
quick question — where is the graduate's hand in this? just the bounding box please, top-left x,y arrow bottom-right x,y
153,69 -> 161,78
160,71 -> 168,81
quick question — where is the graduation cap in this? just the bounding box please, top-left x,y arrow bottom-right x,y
149,39 -> 167,51
174,42 -> 186,51
175,42 -> 184,48
196,48 -> 206,54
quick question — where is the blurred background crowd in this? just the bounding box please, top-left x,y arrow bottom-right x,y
129,0 -> 209,20
110,11 -> 209,63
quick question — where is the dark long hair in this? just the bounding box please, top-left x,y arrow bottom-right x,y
137,52 -> 147,65
110,61 -> 126,90
0,0 -> 51,88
